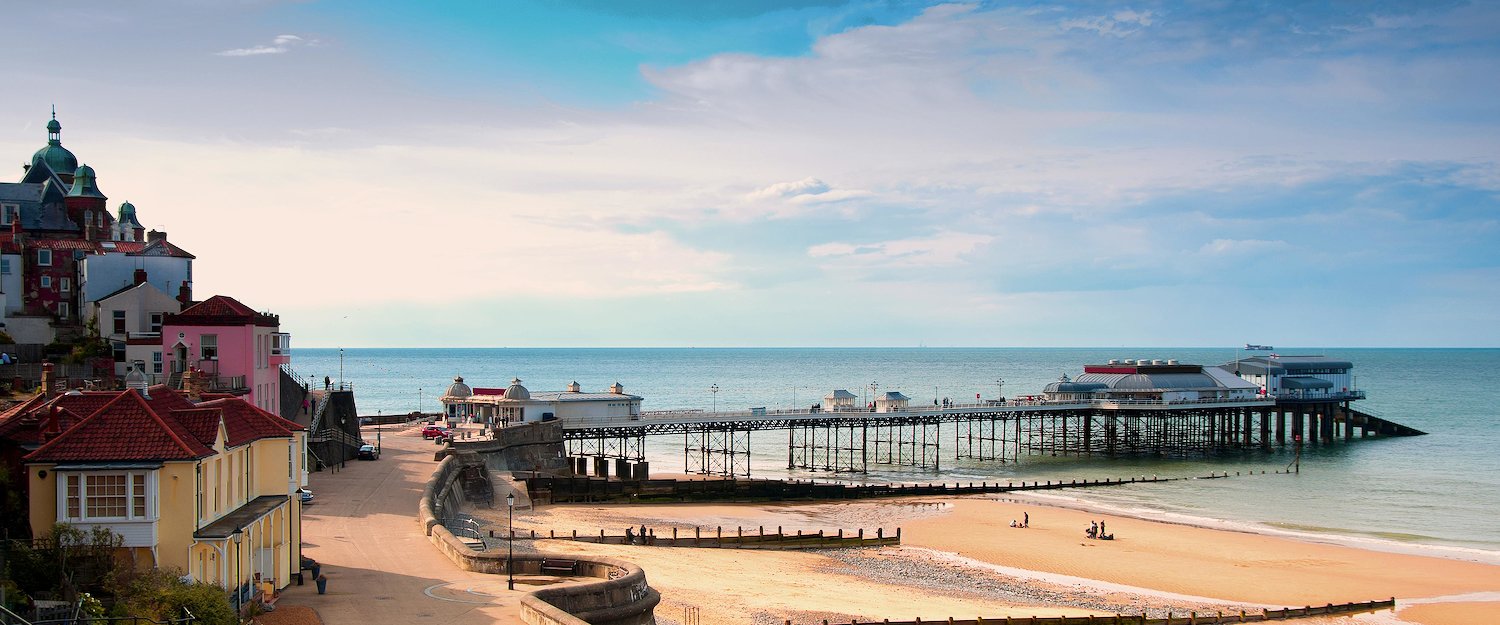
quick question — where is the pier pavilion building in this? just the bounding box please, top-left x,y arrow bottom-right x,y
1224,355 -> 1359,401
449,377 -> 643,427
1042,359 -> 1261,403
439,376 -> 474,423
821,389 -> 857,412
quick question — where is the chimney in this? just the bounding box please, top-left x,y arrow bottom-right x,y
41,404 -> 61,442
182,367 -> 200,401
177,281 -> 191,306
133,268 -> 148,286
147,229 -> 166,244
40,362 -> 54,398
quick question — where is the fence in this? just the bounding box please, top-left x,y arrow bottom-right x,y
788,598 -> 1395,625
493,526 -> 901,550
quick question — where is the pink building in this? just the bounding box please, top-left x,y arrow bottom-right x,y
161,295 -> 290,414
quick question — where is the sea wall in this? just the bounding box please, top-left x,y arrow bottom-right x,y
420,439 -> 658,625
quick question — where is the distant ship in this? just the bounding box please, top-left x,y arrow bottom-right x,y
1244,344 -> 1274,351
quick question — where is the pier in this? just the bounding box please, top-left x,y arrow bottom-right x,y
557,395 -> 1416,477
444,358 -> 1425,477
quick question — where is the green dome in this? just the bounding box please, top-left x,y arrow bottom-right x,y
32,113 -> 77,177
119,200 -> 135,215
67,164 -> 106,199
32,144 -> 78,177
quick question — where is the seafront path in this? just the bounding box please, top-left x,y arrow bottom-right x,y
272,422 -> 525,625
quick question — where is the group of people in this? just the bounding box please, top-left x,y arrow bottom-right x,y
1085,520 -> 1114,540
1009,511 -> 1030,528
624,524 -> 653,545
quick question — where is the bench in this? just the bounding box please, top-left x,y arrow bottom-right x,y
540,559 -> 578,575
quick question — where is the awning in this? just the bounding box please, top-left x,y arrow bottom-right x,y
193,495 -> 289,540
1281,377 -> 1334,390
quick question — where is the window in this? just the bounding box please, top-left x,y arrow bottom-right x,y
58,302 -> 68,318
60,277 -> 70,293
37,249 -> 51,266
40,276 -> 51,289
62,472 -> 151,521
113,343 -> 126,363
149,313 -> 163,334
0,258 -> 9,275
113,310 -> 127,334
0,203 -> 16,225
271,333 -> 290,356
200,334 -> 218,360
152,351 -> 162,374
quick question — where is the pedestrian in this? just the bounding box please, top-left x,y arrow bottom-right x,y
625,527 -> 634,544
1023,511 -> 1029,527
1099,520 -> 1106,538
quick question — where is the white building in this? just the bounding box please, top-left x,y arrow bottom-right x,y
1043,359 -> 1261,403
874,391 -> 910,413
79,233 -> 193,306
89,278 -> 181,377
449,377 -> 643,425
822,389 -> 858,412
1225,355 -> 1358,401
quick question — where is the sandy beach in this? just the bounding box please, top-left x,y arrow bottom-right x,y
473,491 -> 1500,625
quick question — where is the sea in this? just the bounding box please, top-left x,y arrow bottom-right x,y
289,347 -> 1500,558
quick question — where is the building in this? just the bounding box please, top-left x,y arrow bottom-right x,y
821,389 -> 858,412
89,276 -> 183,377
1224,355 -> 1362,402
446,378 -> 642,426
438,376 -> 474,422
1041,359 -> 1261,403
18,381 -> 307,597
874,391 -> 910,413
162,295 -> 291,414
0,112 -> 194,346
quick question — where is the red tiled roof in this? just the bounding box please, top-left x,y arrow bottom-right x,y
195,398 -> 302,446
167,295 -> 278,327
24,391 -> 214,463
170,408 -> 223,449
0,392 -> 117,445
29,239 -> 98,251
473,388 -> 506,396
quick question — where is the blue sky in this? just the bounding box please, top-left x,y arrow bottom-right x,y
2,1 -> 1498,347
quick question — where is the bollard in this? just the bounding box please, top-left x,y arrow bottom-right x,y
572,529 -> 577,539
550,530 -> 555,538
673,527 -> 678,540
760,525 -> 764,536
315,575 -> 328,595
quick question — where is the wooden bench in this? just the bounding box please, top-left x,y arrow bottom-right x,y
540,559 -> 578,575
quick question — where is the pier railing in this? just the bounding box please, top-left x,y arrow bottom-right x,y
578,396 -> 1272,427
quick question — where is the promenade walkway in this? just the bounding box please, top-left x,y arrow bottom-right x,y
271,422 -> 525,625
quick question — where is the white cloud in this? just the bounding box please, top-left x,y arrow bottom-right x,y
216,34 -> 317,57
1198,238 -> 1290,256
1061,9 -> 1155,37
808,231 -> 995,270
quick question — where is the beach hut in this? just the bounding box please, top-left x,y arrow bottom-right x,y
875,391 -> 910,413
823,389 -> 858,412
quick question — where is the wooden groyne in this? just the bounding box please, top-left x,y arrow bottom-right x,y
526,470 -> 1283,504
792,597 -> 1395,625
495,526 -> 901,549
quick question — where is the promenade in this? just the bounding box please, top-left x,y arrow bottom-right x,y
273,422 -> 524,625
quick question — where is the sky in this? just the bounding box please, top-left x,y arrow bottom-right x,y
2,0 -> 1499,348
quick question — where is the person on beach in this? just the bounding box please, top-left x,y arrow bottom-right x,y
625,527 -> 635,544
1023,511 -> 1029,527
1099,520 -> 1106,538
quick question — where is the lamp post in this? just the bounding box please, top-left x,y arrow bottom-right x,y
996,378 -> 1005,402
231,528 -> 243,614
869,382 -> 878,411
709,384 -> 719,415
506,493 -> 516,590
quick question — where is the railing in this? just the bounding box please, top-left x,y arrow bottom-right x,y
799,597 -> 1395,625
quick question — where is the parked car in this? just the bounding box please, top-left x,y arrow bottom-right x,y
358,444 -> 379,460
421,425 -> 448,439
298,488 -> 314,503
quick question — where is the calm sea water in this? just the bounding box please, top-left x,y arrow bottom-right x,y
290,347 -> 1500,554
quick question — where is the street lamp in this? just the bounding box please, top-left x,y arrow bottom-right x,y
506,492 -> 516,590
869,382 -> 878,411
709,384 -> 719,415
996,378 -> 1005,402
231,528 -> 243,614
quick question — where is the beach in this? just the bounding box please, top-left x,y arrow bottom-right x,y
476,492 -> 1500,625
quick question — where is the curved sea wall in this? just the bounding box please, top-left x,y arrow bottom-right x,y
420,426 -> 659,625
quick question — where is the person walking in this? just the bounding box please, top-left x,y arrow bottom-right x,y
1023,511 -> 1029,527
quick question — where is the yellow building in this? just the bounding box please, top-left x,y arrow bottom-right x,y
23,385 -> 307,600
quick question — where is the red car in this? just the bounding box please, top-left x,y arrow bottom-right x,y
421,425 -> 449,440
